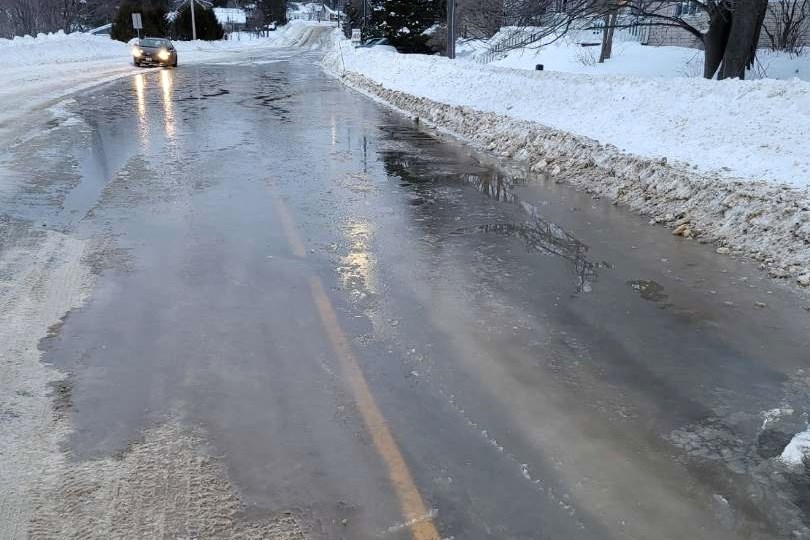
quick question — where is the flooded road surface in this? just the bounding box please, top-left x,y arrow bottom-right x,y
3,48 -> 810,539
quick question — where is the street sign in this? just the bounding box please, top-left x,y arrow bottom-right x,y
351,28 -> 361,44
132,13 -> 143,30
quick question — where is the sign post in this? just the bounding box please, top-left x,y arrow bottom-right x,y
351,28 -> 361,45
190,0 -> 197,40
446,0 -> 456,59
132,12 -> 143,39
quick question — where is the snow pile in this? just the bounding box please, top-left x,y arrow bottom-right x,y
780,429 -> 810,467
1,31 -> 128,68
324,43 -> 810,286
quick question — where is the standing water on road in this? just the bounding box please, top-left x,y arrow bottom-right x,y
1,47 -> 810,540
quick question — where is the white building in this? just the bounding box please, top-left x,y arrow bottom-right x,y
213,8 -> 248,32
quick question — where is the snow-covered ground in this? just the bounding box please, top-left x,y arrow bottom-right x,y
457,36 -> 810,81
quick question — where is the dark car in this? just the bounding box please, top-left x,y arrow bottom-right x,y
355,37 -> 390,48
132,37 -> 178,67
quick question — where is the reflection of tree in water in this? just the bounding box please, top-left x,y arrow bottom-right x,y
380,136 -> 605,294
477,223 -> 599,293
469,173 -> 603,293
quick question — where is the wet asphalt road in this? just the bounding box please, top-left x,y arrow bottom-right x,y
4,48 -> 810,539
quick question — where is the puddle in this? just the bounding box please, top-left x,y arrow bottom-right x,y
378,124 -> 606,294
472,222 -> 603,293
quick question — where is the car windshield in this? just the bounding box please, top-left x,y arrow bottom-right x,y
140,38 -> 167,48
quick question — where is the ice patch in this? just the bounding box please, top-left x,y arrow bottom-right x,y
762,406 -> 795,429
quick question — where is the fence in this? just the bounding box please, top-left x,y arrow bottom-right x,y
474,27 -> 554,64
588,18 -> 651,45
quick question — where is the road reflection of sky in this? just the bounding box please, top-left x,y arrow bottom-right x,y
339,220 -> 378,301
132,73 -> 148,151
159,69 -> 175,141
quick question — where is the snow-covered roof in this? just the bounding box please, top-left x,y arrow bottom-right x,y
213,7 -> 247,25
88,23 -> 112,35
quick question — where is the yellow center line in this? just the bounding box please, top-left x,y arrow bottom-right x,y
270,193 -> 307,258
271,190 -> 441,540
310,277 -> 441,540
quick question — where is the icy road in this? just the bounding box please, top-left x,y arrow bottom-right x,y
2,46 -> 810,540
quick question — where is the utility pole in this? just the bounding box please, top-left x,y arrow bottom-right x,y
446,0 -> 456,59
190,0 -> 197,40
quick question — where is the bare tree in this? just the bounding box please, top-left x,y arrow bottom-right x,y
1,0 -> 44,36
0,0 -> 104,37
607,1 -> 769,79
485,1 -> 770,79
458,0 -> 504,39
762,0 -> 808,53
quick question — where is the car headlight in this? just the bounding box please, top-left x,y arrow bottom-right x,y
157,49 -> 170,61
132,47 -> 143,57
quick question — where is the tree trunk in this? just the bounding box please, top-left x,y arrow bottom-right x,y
718,0 -> 768,79
703,6 -> 732,78
599,10 -> 617,63
599,16 -> 610,63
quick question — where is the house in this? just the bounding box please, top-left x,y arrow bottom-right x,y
287,2 -> 341,22
213,8 -> 248,32
641,1 -> 810,49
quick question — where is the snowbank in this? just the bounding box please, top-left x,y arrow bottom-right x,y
1,31 -> 128,68
330,46 -> 810,189
324,42 -> 810,287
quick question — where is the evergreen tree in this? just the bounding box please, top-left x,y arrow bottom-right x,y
173,2 -> 224,40
259,0 -> 287,25
365,0 -> 438,52
111,0 -> 169,41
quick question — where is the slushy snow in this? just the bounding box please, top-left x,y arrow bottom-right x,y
781,429 -> 810,467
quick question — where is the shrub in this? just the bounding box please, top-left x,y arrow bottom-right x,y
172,3 -> 224,41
